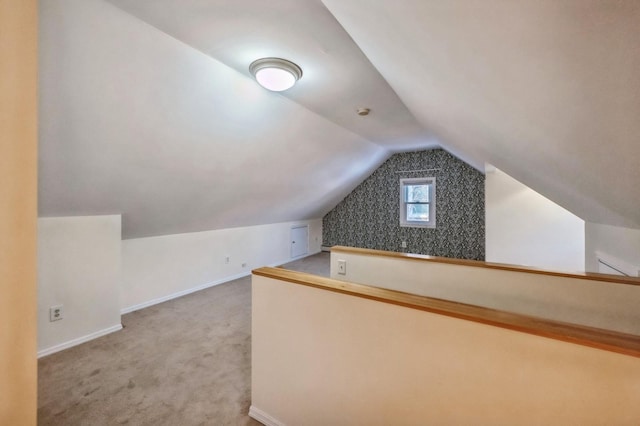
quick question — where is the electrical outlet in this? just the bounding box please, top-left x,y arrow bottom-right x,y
337,259 -> 346,275
225,256 -> 230,264
401,241 -> 407,248
241,262 -> 247,268
50,305 -> 63,322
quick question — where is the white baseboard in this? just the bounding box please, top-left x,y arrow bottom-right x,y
120,251 -> 322,315
37,324 -> 123,358
249,406 -> 285,426
120,271 -> 251,315
37,252 -> 323,359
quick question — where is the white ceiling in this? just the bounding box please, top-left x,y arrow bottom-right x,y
323,0 -> 640,228
39,0 -> 392,238
105,0 -> 435,150
39,0 -> 640,239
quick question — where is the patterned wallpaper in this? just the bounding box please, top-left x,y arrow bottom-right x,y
322,149 -> 485,260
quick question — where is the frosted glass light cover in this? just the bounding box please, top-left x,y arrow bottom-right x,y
249,58 -> 302,92
254,67 -> 297,91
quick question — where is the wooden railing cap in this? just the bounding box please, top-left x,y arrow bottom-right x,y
330,246 -> 640,286
253,266 -> 640,358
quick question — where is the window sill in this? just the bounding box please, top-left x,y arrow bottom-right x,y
399,223 -> 436,229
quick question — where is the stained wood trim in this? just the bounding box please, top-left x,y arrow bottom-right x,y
252,267 -> 640,358
331,246 -> 640,286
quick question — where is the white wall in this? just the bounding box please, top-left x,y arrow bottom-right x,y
486,167 -> 585,272
37,216 -> 321,354
38,216 -> 122,356
122,219 -> 322,312
330,249 -> 640,334
585,222 -> 640,275
252,273 -> 640,425
38,0 -> 387,239
323,0 -> 640,231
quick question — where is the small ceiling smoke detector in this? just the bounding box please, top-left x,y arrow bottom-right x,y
249,58 -> 303,92
357,107 -> 371,116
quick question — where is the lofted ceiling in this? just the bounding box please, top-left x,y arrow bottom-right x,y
323,0 -> 640,229
39,0 -> 640,239
105,0 -> 434,150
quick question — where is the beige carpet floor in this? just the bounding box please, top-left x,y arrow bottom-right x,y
38,252 -> 329,425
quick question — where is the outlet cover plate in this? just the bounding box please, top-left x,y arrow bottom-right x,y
337,260 -> 346,275
50,305 -> 63,322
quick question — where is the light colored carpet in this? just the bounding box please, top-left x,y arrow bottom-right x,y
38,252 -> 329,425
278,251 -> 330,277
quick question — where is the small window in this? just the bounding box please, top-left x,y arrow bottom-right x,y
400,177 -> 436,228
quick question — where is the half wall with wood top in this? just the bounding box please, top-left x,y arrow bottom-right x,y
330,246 -> 640,334
250,267 -> 640,425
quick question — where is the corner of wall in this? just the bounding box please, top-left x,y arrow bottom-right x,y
37,215 -> 123,356
584,222 -> 640,275
121,219 -> 323,313
486,168 -> 585,272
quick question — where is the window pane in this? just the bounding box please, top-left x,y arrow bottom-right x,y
405,184 -> 429,203
407,203 -> 430,222
399,178 -> 435,228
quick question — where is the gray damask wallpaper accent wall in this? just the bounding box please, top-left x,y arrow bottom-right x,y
322,149 -> 485,260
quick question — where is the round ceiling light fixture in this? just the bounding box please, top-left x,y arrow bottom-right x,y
249,57 -> 303,92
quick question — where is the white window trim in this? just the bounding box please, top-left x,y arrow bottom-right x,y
399,177 -> 436,228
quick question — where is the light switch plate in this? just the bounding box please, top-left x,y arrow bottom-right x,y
337,259 -> 346,275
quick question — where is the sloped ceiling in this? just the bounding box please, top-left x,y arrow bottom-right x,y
322,0 -> 640,229
40,0 -> 640,239
104,0 -> 433,150
39,0 -> 430,238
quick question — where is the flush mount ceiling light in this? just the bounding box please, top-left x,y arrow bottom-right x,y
249,57 -> 303,92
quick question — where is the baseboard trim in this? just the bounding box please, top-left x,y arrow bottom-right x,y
120,251 -> 322,315
37,252 -> 323,359
120,271 -> 251,315
249,406 -> 285,426
37,323 -> 123,358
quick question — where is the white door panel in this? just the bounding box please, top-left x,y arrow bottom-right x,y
291,226 -> 308,258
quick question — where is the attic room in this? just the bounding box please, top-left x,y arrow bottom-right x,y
2,0 -> 640,424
